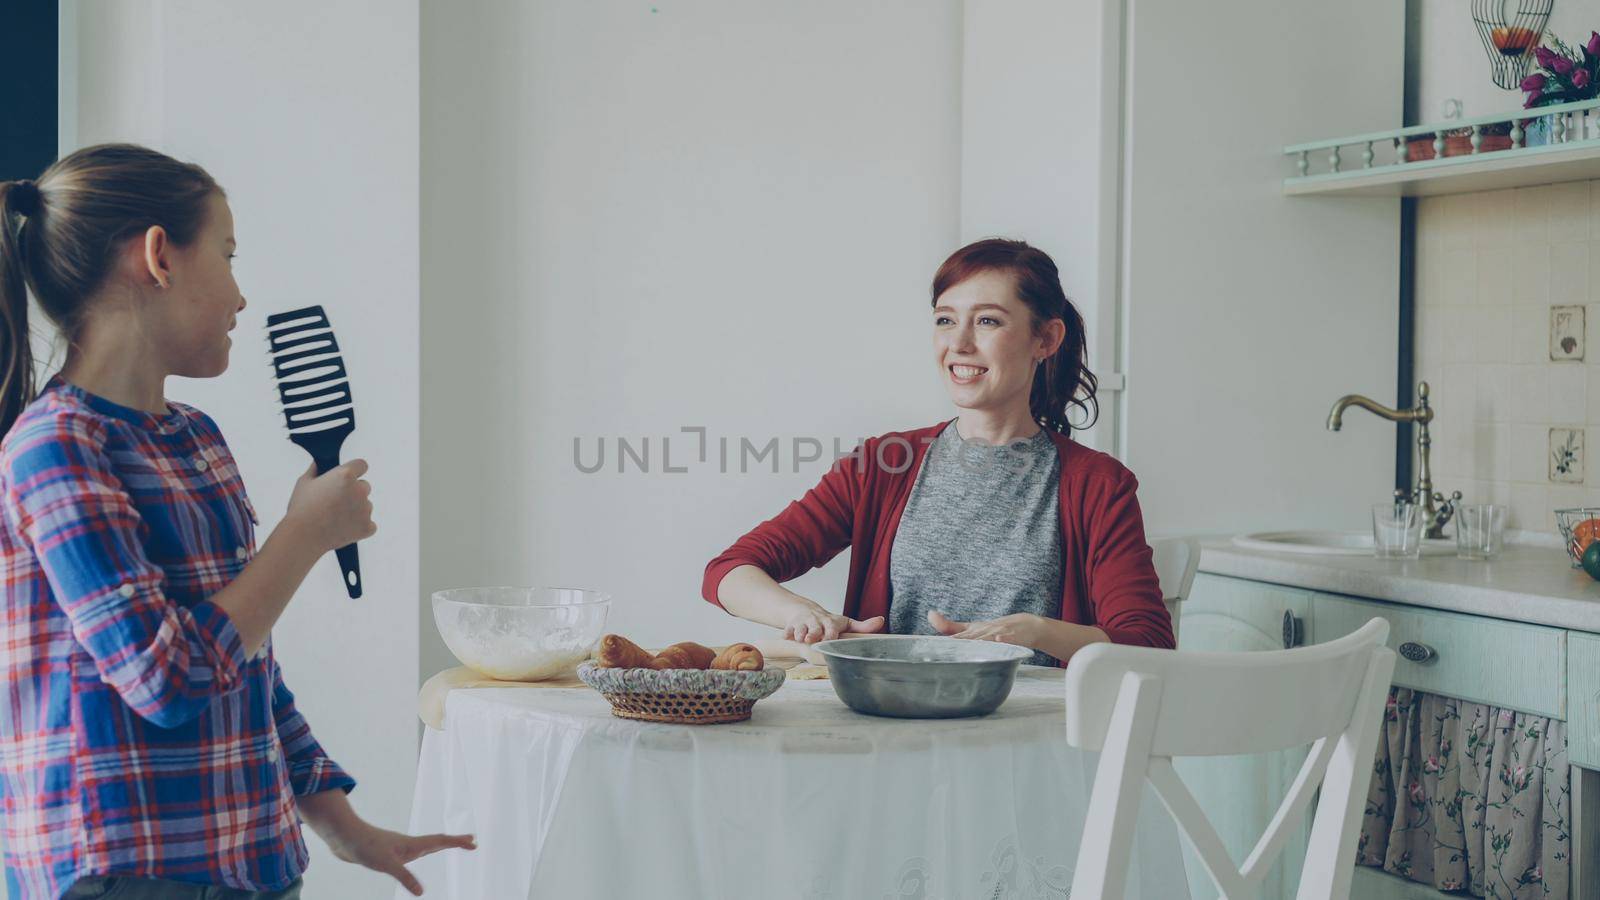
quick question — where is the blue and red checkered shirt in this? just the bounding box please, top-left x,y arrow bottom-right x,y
0,378 -> 355,899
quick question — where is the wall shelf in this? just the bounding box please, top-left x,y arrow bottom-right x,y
1284,98 -> 1600,197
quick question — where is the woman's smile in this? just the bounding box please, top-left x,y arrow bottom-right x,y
949,363 -> 988,384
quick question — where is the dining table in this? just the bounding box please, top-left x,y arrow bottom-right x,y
401,662 -> 1191,899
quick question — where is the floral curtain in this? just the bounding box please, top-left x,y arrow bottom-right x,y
1357,688 -> 1569,898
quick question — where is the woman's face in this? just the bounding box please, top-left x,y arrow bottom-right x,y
159,192 -> 247,378
932,270 -> 1060,413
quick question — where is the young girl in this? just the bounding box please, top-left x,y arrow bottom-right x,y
0,144 -> 472,899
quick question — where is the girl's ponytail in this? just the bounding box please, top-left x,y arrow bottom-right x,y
0,180 -> 37,436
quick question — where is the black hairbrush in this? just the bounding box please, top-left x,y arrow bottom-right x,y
265,304 -> 362,598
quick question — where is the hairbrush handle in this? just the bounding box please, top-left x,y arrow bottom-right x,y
334,544 -> 363,599
313,452 -> 364,599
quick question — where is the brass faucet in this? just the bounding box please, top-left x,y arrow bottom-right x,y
1327,380 -> 1461,540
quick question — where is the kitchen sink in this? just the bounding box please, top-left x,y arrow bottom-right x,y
1231,530 -> 1455,556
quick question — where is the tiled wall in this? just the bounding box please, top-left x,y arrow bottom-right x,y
1415,183 -> 1600,534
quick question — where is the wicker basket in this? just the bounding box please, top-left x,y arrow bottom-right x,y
576,662 -> 786,725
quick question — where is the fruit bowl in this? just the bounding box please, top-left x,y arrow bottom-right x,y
1554,508 -> 1600,569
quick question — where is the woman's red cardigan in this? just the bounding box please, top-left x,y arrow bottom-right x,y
701,420 -> 1176,653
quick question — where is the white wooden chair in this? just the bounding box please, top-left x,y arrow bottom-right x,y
1064,618 -> 1396,900
1149,536 -> 1200,643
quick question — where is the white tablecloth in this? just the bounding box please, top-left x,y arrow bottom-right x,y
402,667 -> 1190,899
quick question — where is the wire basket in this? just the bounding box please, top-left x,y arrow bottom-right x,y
576,662 -> 786,724
1471,0 -> 1553,89
1554,507 -> 1600,567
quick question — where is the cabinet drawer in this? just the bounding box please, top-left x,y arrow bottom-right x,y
1570,632 -> 1600,769
1181,573 -> 1311,653
1312,593 -> 1565,719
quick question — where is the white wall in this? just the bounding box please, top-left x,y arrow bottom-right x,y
1414,0 -> 1600,121
960,0 -> 1122,452
1413,184 -> 1600,533
1120,0 -> 1404,538
63,3 -> 420,899
420,0 -> 966,677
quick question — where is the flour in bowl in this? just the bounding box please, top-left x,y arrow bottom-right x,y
444,611 -> 597,680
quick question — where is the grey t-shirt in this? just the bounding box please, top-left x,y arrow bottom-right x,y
888,419 -> 1063,666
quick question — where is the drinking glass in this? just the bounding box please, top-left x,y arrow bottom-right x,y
1455,504 -> 1506,560
1372,502 -> 1423,558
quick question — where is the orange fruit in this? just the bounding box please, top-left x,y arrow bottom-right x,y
1573,518 -> 1600,554
1492,26 -> 1538,55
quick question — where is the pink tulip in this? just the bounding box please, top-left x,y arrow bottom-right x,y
1575,68 -> 1591,88
1553,55 -> 1575,75
1588,31 -> 1600,56
1523,72 -> 1547,90
1526,89 -> 1545,108
1537,46 -> 1561,68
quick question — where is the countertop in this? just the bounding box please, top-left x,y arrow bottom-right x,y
1200,535 -> 1600,633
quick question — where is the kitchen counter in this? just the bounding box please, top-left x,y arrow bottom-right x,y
1200,536 -> 1600,634
1195,535 -> 1600,900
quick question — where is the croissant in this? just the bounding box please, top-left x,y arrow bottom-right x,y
651,641 -> 716,670
596,634 -> 656,669
711,643 -> 764,671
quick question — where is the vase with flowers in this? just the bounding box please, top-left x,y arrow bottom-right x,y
1521,32 -> 1600,145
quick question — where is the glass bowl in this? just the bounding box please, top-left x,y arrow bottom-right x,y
1554,508 -> 1600,568
432,587 -> 611,681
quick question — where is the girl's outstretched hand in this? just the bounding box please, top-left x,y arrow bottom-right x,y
298,789 -> 474,896
323,819 -> 477,897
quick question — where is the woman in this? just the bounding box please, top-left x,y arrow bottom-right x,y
701,239 -> 1174,665
0,145 -> 471,899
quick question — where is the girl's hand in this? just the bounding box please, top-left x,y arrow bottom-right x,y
783,603 -> 885,643
298,790 -> 474,896
284,459 -> 376,552
322,818 -> 476,897
928,610 -> 1044,649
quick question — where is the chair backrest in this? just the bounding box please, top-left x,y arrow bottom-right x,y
1063,618 -> 1395,900
1149,536 -> 1199,642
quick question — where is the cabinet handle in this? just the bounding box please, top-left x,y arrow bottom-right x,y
1398,641 -> 1437,664
1282,611 -> 1304,649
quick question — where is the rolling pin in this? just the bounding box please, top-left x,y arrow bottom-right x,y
749,637 -> 828,667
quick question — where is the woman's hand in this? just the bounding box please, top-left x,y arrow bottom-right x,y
284,459 -> 377,553
783,603 -> 886,643
928,610 -> 1045,649
298,790 -> 474,896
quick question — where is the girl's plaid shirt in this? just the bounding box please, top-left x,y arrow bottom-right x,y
0,379 -> 354,898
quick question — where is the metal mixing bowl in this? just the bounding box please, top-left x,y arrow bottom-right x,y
813,636 -> 1034,718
